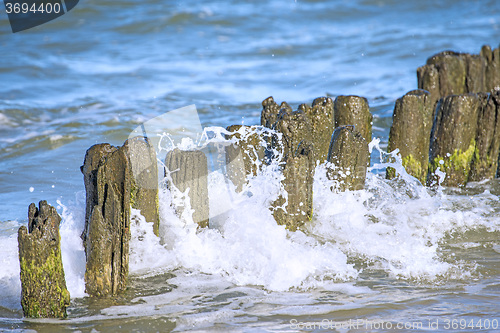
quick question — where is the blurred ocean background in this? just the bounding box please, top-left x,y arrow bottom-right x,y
1,0 -> 499,331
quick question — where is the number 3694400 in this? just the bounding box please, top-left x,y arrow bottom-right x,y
5,2 -> 62,14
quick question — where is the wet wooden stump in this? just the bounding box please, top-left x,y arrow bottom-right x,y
410,45 -> 500,186
428,94 -> 480,187
18,200 -> 70,318
464,54 -> 487,93
469,91 -> 500,181
124,136 -> 160,235
165,148 -> 209,228
272,143 -> 314,231
387,90 -> 434,183
81,143 -> 116,250
225,125 -> 266,192
418,45 -> 500,107
327,126 -> 369,192
334,95 -> 373,143
481,45 -> 500,91
271,109 -> 314,230
81,143 -> 131,297
261,96 -> 292,128
416,63 -> 440,108
81,137 -> 160,297
272,108 -> 312,158
302,97 -> 335,164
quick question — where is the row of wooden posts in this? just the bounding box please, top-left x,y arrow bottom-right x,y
17,44 -> 500,318
390,44 -> 500,186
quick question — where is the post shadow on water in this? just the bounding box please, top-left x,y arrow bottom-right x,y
4,0 -> 79,33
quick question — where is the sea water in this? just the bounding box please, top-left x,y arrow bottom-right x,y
1,0 -> 499,332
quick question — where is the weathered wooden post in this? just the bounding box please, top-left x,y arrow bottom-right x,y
334,95 -> 373,143
387,90 -> 434,183
165,148 -> 209,228
273,109 -> 312,158
81,143 -> 131,297
81,143 -> 116,250
463,54 -> 486,93
469,91 -> 500,181
225,125 -> 266,192
303,97 -> 335,164
18,200 -> 70,318
415,45 -> 500,185
417,45 -> 500,108
80,136 -> 160,296
416,64 -> 440,108
261,96 -> 292,128
124,136 -> 160,235
272,142 -> 314,231
327,126 -> 369,192
271,109 -> 314,230
428,94 -> 480,187
481,45 -> 500,91
417,51 -> 467,107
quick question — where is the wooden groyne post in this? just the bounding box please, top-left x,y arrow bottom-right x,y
327,126 -> 369,192
225,125 -> 266,192
18,201 -> 70,318
387,90 -> 434,183
165,148 -> 209,228
81,136 -> 159,296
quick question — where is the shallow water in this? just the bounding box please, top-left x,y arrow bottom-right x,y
1,0 -> 500,332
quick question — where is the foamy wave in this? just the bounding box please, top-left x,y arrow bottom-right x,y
57,194 -> 87,298
0,233 -> 21,311
0,113 -> 16,128
127,128 -> 500,291
130,175 -> 358,291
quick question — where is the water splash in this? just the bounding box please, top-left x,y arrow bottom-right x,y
127,129 -> 499,292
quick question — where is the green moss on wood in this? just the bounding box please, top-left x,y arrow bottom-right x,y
20,246 -> 70,318
130,184 -> 138,208
430,139 -> 477,186
402,154 -> 425,184
387,154 -> 426,184
472,152 -> 495,174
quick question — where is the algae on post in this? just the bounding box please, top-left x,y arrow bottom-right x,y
402,154 -> 425,183
19,248 -> 70,318
18,201 -> 70,318
429,139 -> 477,186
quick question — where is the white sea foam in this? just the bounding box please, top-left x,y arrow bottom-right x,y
0,233 -> 21,311
0,113 -> 16,128
49,134 -> 64,141
128,127 -> 499,294
57,194 -> 87,298
129,127 -> 358,291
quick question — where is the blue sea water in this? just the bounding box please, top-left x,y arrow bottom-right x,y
1,0 -> 499,332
